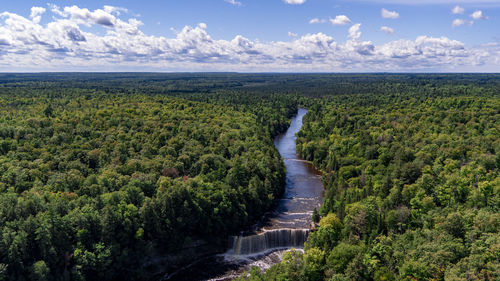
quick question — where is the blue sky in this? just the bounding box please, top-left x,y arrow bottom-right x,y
0,0 -> 499,72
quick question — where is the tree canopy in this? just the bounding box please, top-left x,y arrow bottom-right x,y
240,74 -> 499,281
0,73 -> 498,281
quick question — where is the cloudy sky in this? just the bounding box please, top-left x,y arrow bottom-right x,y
0,0 -> 499,72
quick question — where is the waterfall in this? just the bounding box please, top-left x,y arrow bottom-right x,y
229,229 -> 309,256
160,109 -> 323,280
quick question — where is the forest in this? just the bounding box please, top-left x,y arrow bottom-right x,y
241,76 -> 499,281
0,76 -> 294,280
0,73 -> 498,281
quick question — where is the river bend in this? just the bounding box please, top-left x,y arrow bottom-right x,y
165,108 -> 323,280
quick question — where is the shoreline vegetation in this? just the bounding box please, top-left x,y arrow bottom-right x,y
241,76 -> 500,281
0,73 -> 498,281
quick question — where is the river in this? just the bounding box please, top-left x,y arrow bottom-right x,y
164,108 -> 323,281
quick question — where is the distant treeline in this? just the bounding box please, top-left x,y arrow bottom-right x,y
1,73 -> 499,96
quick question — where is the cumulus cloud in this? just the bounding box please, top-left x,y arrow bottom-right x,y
225,0 -> 243,6
284,0 -> 306,4
309,18 -> 326,24
71,6 -> 117,26
381,8 -> 399,19
380,26 -> 395,34
452,6 -> 465,14
452,19 -> 466,27
0,5 -> 498,72
49,5 -> 117,27
470,10 -> 488,20
348,24 -> 362,40
103,6 -> 128,15
452,19 -> 465,27
378,36 -> 468,65
288,31 -> 298,37
330,15 -> 351,25
30,7 -> 46,24
344,23 -> 375,56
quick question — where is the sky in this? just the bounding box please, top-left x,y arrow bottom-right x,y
0,0 -> 499,72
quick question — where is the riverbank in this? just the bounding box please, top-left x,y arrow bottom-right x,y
158,108 -> 324,280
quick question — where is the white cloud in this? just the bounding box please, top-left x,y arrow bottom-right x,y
470,10 -> 488,20
377,36 -> 468,67
284,0 -> 306,4
48,4 -> 64,17
309,18 -> 326,24
345,24 -> 375,56
225,0 -> 243,6
0,5 -> 498,72
452,19 -> 466,27
452,6 -> 465,14
103,6 -> 128,15
348,24 -> 362,40
288,31 -> 298,37
47,5 -> 143,35
380,26 -> 395,34
30,7 -> 46,24
381,8 -> 399,19
330,15 -> 351,25
60,5 -> 117,27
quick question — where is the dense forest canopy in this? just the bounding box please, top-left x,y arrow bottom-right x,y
0,84 -> 292,280
0,73 -> 498,281
239,75 -> 499,281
